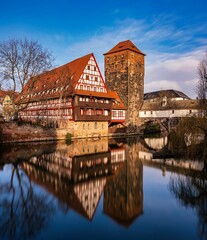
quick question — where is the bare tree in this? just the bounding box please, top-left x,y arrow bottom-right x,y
197,52 -> 207,102
0,38 -> 54,106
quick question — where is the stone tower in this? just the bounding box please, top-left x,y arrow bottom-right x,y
104,40 -> 145,127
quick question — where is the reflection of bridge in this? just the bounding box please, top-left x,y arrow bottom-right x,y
139,136 -> 206,177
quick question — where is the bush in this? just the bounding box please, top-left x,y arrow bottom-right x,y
65,132 -> 72,145
144,122 -> 161,135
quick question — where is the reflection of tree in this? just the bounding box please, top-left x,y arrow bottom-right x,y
169,174 -> 207,239
0,163 -> 55,240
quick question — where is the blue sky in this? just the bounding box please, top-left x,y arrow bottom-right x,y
0,0 -> 207,98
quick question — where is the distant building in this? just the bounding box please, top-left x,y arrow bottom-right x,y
144,89 -> 190,101
18,53 -> 126,137
139,89 -> 199,119
0,90 -> 17,121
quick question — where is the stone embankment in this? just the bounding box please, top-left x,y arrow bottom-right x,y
0,122 -> 67,143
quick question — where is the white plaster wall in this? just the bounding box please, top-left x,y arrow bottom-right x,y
139,109 -> 198,118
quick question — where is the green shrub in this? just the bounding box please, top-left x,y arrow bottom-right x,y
65,132 -> 72,145
144,123 -> 161,135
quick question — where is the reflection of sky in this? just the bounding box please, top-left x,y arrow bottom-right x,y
0,162 -> 202,240
34,166 -> 200,240
0,164 -> 13,183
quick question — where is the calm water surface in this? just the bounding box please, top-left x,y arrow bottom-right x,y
0,136 -> 206,240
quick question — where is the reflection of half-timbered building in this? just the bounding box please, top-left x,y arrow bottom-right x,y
21,140 -> 126,220
18,53 -> 126,137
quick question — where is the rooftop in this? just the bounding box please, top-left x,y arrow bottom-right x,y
144,89 -> 191,100
104,40 -> 145,56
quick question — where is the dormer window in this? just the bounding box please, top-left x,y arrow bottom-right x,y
161,96 -> 167,107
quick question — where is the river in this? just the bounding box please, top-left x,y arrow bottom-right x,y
0,136 -> 206,240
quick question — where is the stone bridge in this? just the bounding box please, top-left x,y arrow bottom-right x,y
140,117 -> 181,133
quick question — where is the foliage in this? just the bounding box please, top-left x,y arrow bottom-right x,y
65,132 -> 72,145
144,122 -> 160,135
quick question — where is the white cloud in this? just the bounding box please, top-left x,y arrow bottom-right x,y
145,80 -> 181,93
52,18 -> 206,99
145,47 -> 206,98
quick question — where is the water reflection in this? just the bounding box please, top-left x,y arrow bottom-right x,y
104,138 -> 143,226
0,135 -> 206,239
169,174 -> 207,240
0,163 -> 55,240
19,139 -> 125,221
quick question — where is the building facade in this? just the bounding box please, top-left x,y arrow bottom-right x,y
139,89 -> 199,119
0,90 -> 17,121
18,53 -> 126,137
104,40 -> 145,126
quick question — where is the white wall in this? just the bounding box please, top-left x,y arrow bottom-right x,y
139,109 -> 198,118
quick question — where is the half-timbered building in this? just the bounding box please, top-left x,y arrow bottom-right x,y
18,53 -> 126,137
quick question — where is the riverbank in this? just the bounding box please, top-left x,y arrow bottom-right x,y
0,122 -> 132,143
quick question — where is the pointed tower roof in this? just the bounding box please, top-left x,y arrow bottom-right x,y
104,40 -> 145,56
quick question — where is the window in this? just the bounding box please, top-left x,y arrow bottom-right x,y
96,109 -> 103,115
94,122 -> 97,129
172,110 -> 174,114
80,85 -> 83,90
81,109 -> 84,115
95,77 -> 98,81
87,66 -> 90,70
94,87 -> 96,92
86,75 -> 89,80
104,110 -> 109,116
83,124 -> 85,129
189,110 -> 192,114
87,86 -> 90,91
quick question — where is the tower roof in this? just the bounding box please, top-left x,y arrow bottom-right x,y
104,40 -> 145,56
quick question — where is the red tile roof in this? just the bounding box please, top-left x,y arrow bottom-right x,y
0,90 -> 18,103
109,91 -> 126,110
104,40 -> 145,56
16,53 -> 95,103
74,89 -> 115,99
17,53 -> 127,108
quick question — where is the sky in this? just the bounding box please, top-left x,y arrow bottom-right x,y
0,0 -> 207,98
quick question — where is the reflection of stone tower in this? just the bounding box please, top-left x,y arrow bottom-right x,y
103,138 -> 143,226
104,40 -> 145,126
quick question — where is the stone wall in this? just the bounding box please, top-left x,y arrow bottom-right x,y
0,122 -> 57,143
105,49 -> 145,128
73,121 -> 108,138
0,120 -> 109,143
